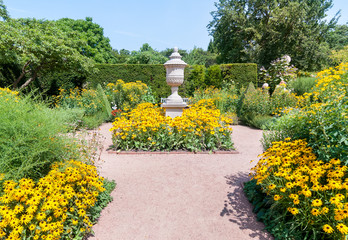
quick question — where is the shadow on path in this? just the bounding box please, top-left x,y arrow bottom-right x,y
220,172 -> 271,240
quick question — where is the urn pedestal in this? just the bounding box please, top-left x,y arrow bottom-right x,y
162,47 -> 188,118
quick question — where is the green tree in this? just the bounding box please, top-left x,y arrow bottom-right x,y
112,48 -> 131,63
161,48 -> 188,59
127,43 -> 167,64
326,24 -> 348,50
182,47 -> 217,67
0,18 -> 95,90
208,0 -> 339,70
56,17 -> 116,63
0,0 -> 9,21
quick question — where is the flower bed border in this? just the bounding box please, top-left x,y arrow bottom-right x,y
107,150 -> 239,155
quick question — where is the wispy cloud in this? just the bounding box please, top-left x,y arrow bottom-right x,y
8,7 -> 32,14
114,30 -> 142,38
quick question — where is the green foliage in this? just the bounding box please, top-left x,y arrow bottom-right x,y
0,18 -> 95,90
0,0 -> 9,21
205,65 -> 222,88
220,63 -> 258,89
208,0 -> 338,71
0,88 -> 82,181
237,83 -> 271,126
89,179 -> 116,223
87,63 -> 257,101
262,63 -> 348,163
288,77 -> 316,96
326,24 -> 348,50
269,85 -> 300,115
182,47 -> 217,67
329,45 -> 348,65
127,43 -> 168,64
244,180 -> 321,240
96,84 -> 112,119
56,17 -> 117,64
183,65 -> 206,96
104,79 -> 151,112
191,86 -> 239,114
87,64 -> 169,102
53,87 -> 109,129
259,56 -> 297,93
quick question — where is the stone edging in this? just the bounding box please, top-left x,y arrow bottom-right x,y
107,150 -> 239,155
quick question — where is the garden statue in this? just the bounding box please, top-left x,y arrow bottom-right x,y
162,47 -> 188,118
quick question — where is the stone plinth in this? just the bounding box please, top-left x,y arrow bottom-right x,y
161,102 -> 187,118
162,47 -> 187,118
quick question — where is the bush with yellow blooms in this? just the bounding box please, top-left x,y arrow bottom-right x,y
0,160 -> 114,240
110,99 -> 234,151
249,138 -> 348,239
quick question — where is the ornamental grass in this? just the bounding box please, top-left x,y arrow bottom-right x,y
251,138 -> 348,239
110,99 -> 234,152
0,160 -> 106,240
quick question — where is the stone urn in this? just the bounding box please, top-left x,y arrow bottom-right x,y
163,47 -> 187,103
162,47 -> 188,118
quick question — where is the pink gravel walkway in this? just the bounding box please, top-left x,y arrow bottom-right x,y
88,123 -> 273,240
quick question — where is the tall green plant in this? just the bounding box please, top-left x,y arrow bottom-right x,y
0,88 -> 80,181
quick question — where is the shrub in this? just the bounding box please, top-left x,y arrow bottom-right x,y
183,65 -> 206,96
110,100 -> 234,152
86,64 -> 170,101
0,160 -> 114,240
259,55 -> 297,93
0,88 -> 83,181
262,62 -> 348,163
87,63 -> 258,100
190,86 -> 239,114
288,77 -> 316,96
269,83 -> 303,116
220,63 -> 258,89
53,86 -> 110,128
250,138 -> 348,239
237,83 -> 271,127
104,79 -> 152,112
205,65 -> 222,88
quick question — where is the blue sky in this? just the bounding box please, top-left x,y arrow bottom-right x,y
4,0 -> 348,52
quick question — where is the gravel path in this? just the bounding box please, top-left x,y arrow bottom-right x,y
88,123 -> 273,240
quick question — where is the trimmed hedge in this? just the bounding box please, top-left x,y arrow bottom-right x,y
87,63 -> 258,99
0,63 -> 257,100
87,64 -> 170,101
220,63 -> 258,89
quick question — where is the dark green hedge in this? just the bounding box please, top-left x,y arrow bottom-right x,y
182,63 -> 258,96
60,63 -> 258,100
220,63 -> 258,89
87,64 -> 170,101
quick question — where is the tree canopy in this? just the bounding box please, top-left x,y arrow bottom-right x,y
56,17 -> 117,64
0,18 -> 95,89
0,0 -> 9,21
208,0 -> 340,70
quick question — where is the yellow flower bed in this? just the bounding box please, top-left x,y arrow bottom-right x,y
105,79 -> 151,112
110,99 -> 234,151
252,138 -> 348,238
0,160 -> 105,240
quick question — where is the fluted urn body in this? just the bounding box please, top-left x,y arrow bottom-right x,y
162,47 -> 188,117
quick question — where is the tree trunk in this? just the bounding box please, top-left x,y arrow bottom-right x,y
19,70 -> 38,90
12,61 -> 31,89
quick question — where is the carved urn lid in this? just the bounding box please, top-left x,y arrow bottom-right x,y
164,47 -> 187,67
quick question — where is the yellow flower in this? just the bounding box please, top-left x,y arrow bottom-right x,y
273,195 -> 281,201
323,224 -> 334,234
311,208 -> 320,216
311,199 -> 322,207
336,223 -> 348,234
